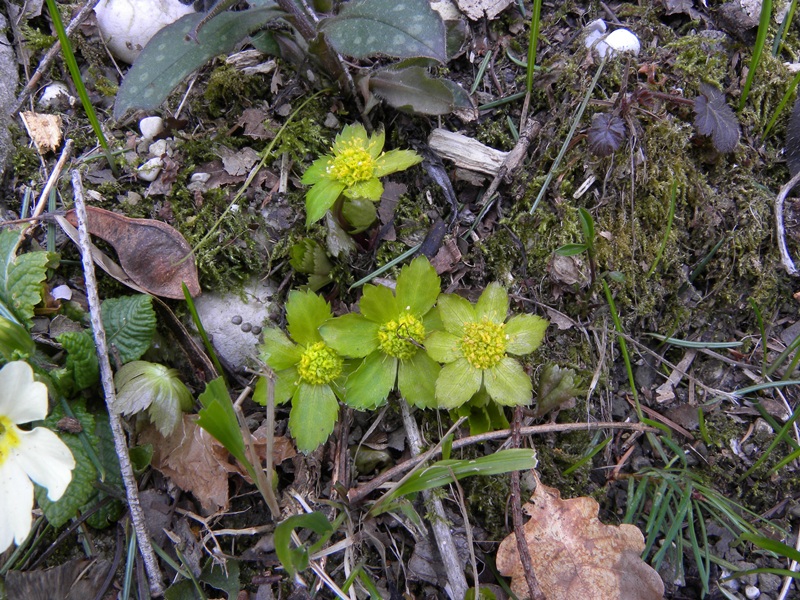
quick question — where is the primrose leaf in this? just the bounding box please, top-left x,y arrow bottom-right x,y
85,412 -> 124,529
0,229 -> 53,327
368,66 -> 473,115
319,0 -> 447,62
587,112 -> 626,156
57,331 -> 99,390
113,2 -> 282,119
36,400 -> 97,529
693,83 -> 740,153
101,295 -> 156,364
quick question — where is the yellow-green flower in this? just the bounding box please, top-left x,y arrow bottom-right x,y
319,257 -> 441,409
301,124 -> 422,226
259,290 -> 346,453
425,283 -> 549,409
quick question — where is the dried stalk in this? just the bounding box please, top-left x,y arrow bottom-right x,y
70,169 -> 164,597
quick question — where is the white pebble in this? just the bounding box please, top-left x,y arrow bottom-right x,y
745,585 -> 761,599
595,28 -> 641,58
148,138 -> 168,157
191,172 -> 211,183
137,156 -> 163,181
38,82 -> 72,110
51,285 -> 73,301
139,116 -> 164,140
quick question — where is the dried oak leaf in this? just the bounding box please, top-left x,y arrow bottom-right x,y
497,483 -> 665,600
65,206 -> 200,299
693,83 -> 740,153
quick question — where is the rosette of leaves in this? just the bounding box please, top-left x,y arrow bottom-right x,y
425,283 -> 549,409
289,239 -> 333,291
319,257 -> 441,409
259,290 -> 347,452
300,124 -> 421,226
112,361 -> 193,436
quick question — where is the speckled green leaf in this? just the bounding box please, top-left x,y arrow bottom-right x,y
368,66 -> 473,115
113,2 -> 282,119
320,0 -> 446,62
101,295 -> 156,364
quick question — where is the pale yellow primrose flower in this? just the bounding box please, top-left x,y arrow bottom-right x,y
0,361 -> 75,552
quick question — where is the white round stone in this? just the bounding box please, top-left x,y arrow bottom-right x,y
139,116 -> 164,140
94,0 -> 194,64
38,82 -> 72,109
137,156 -> 163,181
596,28 -> 641,58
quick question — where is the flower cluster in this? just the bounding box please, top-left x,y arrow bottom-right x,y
301,124 -> 422,226
0,361 -> 75,553
260,257 -> 550,453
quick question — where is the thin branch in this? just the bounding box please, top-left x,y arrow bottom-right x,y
70,169 -> 164,597
776,170 -> 800,276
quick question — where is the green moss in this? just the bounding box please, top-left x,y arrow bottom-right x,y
12,143 -> 40,181
19,22 -> 55,53
199,65 -> 270,119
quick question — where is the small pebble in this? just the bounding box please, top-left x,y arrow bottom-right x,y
139,116 -> 164,140
745,585 -> 760,599
137,157 -> 163,182
148,139 -> 168,157
191,172 -> 211,183
241,322 -> 252,333
251,326 -> 262,335
231,315 -> 243,325
38,82 -> 72,110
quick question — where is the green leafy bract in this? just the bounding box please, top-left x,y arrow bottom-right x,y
113,0 -> 282,119
113,361 -> 193,436
274,512 -> 334,576
319,0 -> 447,62
0,229 -> 54,327
57,331 -> 99,390
101,295 -> 156,364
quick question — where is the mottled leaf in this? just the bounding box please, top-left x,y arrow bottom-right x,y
57,331 -> 99,390
368,66 -> 473,115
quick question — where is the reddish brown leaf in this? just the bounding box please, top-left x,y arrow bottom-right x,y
65,206 -> 201,299
497,483 -> 665,600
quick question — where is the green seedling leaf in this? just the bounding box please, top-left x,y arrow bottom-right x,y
129,444 -> 154,472
368,66 -> 472,115
101,295 -> 156,364
0,229 -> 54,327
200,557 -> 241,597
274,512 -> 334,577
113,1 -> 282,119
554,244 -> 588,256
319,0 -> 447,62
36,400 -> 98,528
578,207 -> 595,245
0,315 -> 35,361
374,448 -> 537,514
113,361 -> 193,436
534,363 -> 581,418
57,331 -> 100,390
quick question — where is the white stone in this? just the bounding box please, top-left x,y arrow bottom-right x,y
191,172 -> 211,183
148,138 -> 169,157
94,0 -> 194,64
137,156 -> 163,181
595,28 -> 641,58
38,82 -> 72,109
139,116 -> 164,140
745,585 -> 761,599
51,285 -> 72,301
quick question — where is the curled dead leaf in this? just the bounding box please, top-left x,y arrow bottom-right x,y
497,482 -> 665,600
64,206 -> 201,299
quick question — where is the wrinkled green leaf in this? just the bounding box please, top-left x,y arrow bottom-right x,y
113,1 -> 282,119
534,363 -> 581,418
0,229 -> 53,327
57,331 -> 99,390
101,295 -> 156,364
85,412 -> 124,529
320,0 -> 447,62
368,66 -> 472,115
36,400 -> 97,528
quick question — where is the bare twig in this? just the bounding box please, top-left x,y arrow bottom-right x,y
27,139 -> 74,224
347,421 -> 656,505
510,406 -> 545,600
400,400 -> 468,599
70,169 -> 164,597
479,118 -> 542,206
775,170 -> 800,276
12,0 -> 104,114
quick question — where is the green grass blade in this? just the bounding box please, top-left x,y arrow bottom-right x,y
762,69 -> 800,139
44,0 -> 117,175
647,181 -> 677,277
738,0 -> 772,111
525,0 -> 543,93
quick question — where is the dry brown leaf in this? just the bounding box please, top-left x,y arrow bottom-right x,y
497,483 -> 665,600
64,206 -> 201,299
20,111 -> 62,154
139,415 -> 231,515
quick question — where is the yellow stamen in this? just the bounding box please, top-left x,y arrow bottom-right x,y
460,318 -> 507,369
327,140 -> 375,187
0,415 -> 20,466
378,313 -> 426,360
297,341 -> 343,385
